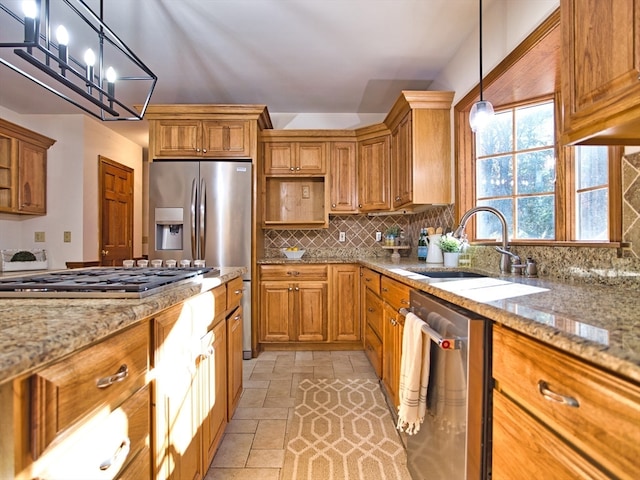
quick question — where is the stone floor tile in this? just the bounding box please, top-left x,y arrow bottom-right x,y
262,396 -> 296,408
238,388 -> 267,408
225,418 -> 258,434
242,379 -> 270,389
246,449 -> 285,468
210,433 -> 253,468
204,468 -> 281,480
313,366 -> 335,378
232,407 -> 290,420
266,379 -> 292,397
250,371 -> 297,381
252,419 -> 287,449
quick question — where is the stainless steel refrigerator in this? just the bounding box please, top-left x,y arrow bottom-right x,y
149,160 -> 253,358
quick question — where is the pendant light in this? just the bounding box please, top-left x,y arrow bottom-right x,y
469,0 -> 494,132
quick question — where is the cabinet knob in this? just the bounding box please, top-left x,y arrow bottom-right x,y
295,166 -> 300,171
288,287 -> 293,291
295,286 -> 299,291
390,318 -> 398,326
332,203 -> 336,208
290,167 -> 295,171
196,148 -> 201,152
101,250 -> 109,256
367,307 -> 375,313
395,196 -> 401,201
202,148 -> 207,153
358,204 -> 362,208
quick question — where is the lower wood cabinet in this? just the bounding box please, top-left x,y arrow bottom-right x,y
258,264 -> 362,349
361,267 -> 383,377
380,275 -> 410,407
226,305 -> 243,420
493,324 -> 640,480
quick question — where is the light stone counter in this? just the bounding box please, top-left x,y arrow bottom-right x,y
358,258 -> 640,384
0,266 -> 245,385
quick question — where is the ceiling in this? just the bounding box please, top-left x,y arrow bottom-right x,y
0,0 -> 496,146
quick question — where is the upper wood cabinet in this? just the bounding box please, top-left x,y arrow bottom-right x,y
0,119 -> 55,215
329,141 -> 358,213
150,119 -> 251,158
263,141 -> 327,175
144,104 -> 272,160
384,91 -> 454,208
561,0 -> 640,145
356,124 -> 391,212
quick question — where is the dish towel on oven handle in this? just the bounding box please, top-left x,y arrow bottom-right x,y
396,312 -> 431,435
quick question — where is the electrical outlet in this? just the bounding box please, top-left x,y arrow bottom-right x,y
339,231 -> 346,242
302,185 -> 310,199
63,231 -> 71,243
34,231 -> 45,242
375,231 -> 382,242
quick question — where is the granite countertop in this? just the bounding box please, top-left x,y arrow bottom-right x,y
358,258 -> 640,384
0,266 -> 246,385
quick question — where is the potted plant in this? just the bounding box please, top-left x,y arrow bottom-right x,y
384,226 -> 401,246
438,234 -> 462,267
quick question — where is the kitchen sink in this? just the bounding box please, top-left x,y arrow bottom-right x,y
408,270 -> 487,279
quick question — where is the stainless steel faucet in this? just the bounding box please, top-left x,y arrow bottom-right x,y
453,206 -> 517,273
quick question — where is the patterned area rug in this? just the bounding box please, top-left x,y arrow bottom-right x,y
281,378 -> 411,480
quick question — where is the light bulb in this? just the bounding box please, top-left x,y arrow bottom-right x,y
56,25 -> 68,46
469,100 -> 494,133
106,67 -> 117,83
22,0 -> 37,18
84,48 -> 96,66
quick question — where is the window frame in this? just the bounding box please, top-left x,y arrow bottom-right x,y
453,10 -> 623,248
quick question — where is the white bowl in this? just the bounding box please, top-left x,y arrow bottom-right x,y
281,248 -> 305,259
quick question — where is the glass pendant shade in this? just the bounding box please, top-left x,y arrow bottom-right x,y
469,99 -> 494,133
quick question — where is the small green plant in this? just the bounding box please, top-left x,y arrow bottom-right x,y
438,234 -> 462,253
385,226 -> 401,237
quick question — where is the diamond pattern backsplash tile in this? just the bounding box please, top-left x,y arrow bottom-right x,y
265,205 -> 455,259
623,152 -> 640,258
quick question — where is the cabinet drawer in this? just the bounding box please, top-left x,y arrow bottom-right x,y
493,390 -> 606,479
34,384 -> 151,480
361,268 -> 381,295
226,276 -> 244,311
260,264 -> 328,281
364,325 -> 382,378
365,288 -> 383,338
33,322 -> 149,453
493,326 -> 640,479
380,276 -> 410,311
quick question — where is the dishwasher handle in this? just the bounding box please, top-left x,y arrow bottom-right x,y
400,307 -> 461,350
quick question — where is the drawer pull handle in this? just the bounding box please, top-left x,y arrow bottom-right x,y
234,289 -> 243,295
401,298 -> 409,305
390,318 -> 398,326
96,364 -> 128,389
538,380 -> 579,408
99,438 -> 130,471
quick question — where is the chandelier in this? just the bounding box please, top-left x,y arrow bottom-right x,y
0,0 -> 157,121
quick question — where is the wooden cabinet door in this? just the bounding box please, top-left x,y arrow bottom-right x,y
297,142 -> 327,174
151,120 -> 202,157
260,281 -> 294,342
382,302 -> 403,407
562,0 -> 640,144
17,141 -> 47,214
202,120 -> 250,157
329,141 -> 358,213
154,304 -> 203,480
357,135 -> 390,211
390,113 -> 412,209
263,142 -> 294,174
226,305 -> 243,420
329,264 -> 360,342
295,282 -> 328,342
200,320 -> 227,473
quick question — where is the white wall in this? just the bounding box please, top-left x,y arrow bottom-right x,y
0,106 -> 143,269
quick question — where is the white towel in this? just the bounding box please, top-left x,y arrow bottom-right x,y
396,312 -> 431,435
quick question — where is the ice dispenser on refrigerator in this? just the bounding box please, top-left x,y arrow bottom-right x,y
155,207 -> 184,250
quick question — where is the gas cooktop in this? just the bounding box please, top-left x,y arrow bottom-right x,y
0,266 -> 220,298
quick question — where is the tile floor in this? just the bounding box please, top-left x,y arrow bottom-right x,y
204,350 -> 382,480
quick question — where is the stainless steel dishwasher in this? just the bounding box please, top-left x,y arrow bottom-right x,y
402,290 -> 492,480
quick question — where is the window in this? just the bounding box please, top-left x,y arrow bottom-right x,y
575,146 -> 609,240
475,100 -> 556,240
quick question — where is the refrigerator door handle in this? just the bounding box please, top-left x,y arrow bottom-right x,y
199,178 -> 206,260
191,178 -> 197,260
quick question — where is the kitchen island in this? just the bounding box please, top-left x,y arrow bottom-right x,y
0,266 -> 245,480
